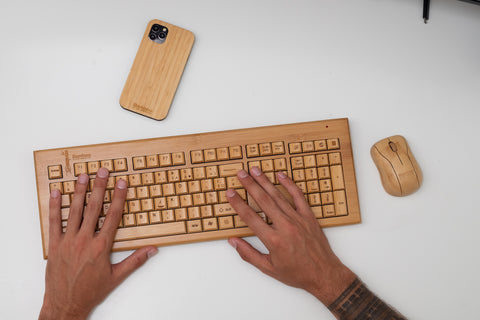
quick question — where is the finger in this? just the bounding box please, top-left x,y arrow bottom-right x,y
100,179 -> 127,244
226,189 -> 273,242
236,169 -> 285,223
277,172 -> 312,216
249,167 -> 296,220
81,167 -> 109,233
48,189 -> 62,245
65,173 -> 89,234
112,246 -> 158,286
228,238 -> 273,275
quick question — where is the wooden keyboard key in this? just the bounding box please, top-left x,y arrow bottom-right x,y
321,192 -> 334,204
49,182 -> 63,193
259,143 -> 273,156
319,179 -> 332,192
74,163 -> 87,176
272,141 -> 285,155
123,214 -> 136,227
115,221 -> 187,241
226,176 -> 242,189
128,200 -> 141,213
190,150 -> 204,164
246,144 -> 260,157
141,172 -> 155,185
219,216 -> 234,229
219,163 -> 243,177
334,190 -> 348,216
175,208 -> 188,221
193,193 -> 206,206
180,194 -> 193,207
201,179 -> 214,192
331,165 -> 345,190
314,140 -> 327,151
154,197 -> 167,210
288,142 -> 302,154
140,198 -> 154,211
229,146 -> 243,159
274,158 -> 287,171
327,138 -> 340,150
304,155 -> 316,168
261,159 -> 274,172
167,196 -> 180,209
162,183 -> 175,196
180,168 -> 194,181
316,154 -> 329,166
305,168 -> 318,180
205,166 -> 219,178
205,191 -> 218,204
188,206 -> 201,219
216,147 -> 230,161
172,152 -> 186,166
234,215 -> 248,228
308,193 -> 321,206
159,153 -> 173,167
61,194 -> 70,208
329,152 -> 342,165
133,156 -> 146,170
154,171 -> 168,184
318,166 -> 331,179
204,149 -> 217,162
302,141 -> 315,152
175,182 -> 188,194
187,220 -> 202,233
200,205 -> 214,218
214,178 -> 226,190
323,204 -> 335,217
162,210 -> 175,223
63,180 -> 75,194
113,158 -> 128,172
128,174 -> 142,187
214,203 -> 236,216
188,180 -> 201,193
149,211 -> 162,224
168,170 -> 181,182
291,157 -> 304,169
193,167 -> 206,179
137,186 -> 149,199
100,160 -> 114,172
48,165 -> 62,179
203,218 -> 218,231
136,212 -> 149,226
126,187 -> 136,200
146,155 -> 159,168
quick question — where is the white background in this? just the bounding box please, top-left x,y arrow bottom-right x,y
1,0 -> 479,319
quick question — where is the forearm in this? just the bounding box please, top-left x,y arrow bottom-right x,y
328,278 -> 406,320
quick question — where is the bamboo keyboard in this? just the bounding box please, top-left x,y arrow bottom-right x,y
34,118 -> 361,258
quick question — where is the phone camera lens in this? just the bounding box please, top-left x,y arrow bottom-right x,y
152,24 -> 160,32
159,33 -> 166,39
149,33 -> 157,40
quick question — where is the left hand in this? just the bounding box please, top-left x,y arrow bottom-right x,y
39,168 -> 158,320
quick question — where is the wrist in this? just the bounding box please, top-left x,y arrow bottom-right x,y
39,297 -> 89,320
307,264 -> 357,306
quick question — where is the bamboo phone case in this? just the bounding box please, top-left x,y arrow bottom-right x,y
120,20 -> 195,120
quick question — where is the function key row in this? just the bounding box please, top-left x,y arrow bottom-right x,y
245,142 -> 285,158
74,158 -> 128,176
288,138 -> 340,154
191,146 -> 243,164
133,152 -> 186,170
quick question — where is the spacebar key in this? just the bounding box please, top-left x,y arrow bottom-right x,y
115,222 -> 187,241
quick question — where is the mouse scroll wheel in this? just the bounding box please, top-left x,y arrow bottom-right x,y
389,141 -> 397,152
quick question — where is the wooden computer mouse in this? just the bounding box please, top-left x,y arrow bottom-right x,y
370,135 -> 423,196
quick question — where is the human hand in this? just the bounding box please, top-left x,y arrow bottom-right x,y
226,167 -> 356,305
39,168 -> 158,320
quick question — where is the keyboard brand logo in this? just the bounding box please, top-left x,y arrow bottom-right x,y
132,103 -> 153,114
61,150 -> 92,174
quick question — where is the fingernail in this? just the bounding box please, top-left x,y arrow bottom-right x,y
117,179 -> 127,189
97,167 -> 109,178
78,174 -> 89,184
226,189 -> 236,198
51,189 -> 61,198
250,166 -> 262,176
277,171 -> 287,179
228,238 -> 237,249
238,170 -> 248,178
147,247 -> 158,259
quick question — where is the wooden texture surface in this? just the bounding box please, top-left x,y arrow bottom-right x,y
120,19 -> 195,120
34,118 -> 361,258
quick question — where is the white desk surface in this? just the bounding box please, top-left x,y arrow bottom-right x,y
1,0 -> 479,319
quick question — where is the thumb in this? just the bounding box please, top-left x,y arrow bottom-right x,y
228,238 -> 272,275
112,246 -> 158,285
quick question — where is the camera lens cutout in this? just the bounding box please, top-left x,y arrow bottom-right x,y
149,23 -> 168,44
